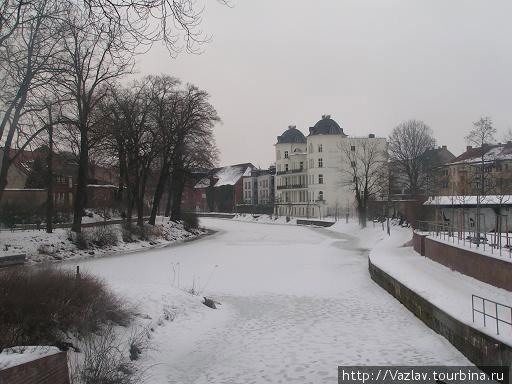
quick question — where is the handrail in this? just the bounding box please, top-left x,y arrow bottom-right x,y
472,294 -> 512,335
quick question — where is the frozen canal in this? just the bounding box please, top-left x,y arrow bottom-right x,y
74,218 -> 469,383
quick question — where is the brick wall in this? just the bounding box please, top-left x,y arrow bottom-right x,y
416,235 -> 512,292
0,351 -> 69,384
412,232 -> 426,256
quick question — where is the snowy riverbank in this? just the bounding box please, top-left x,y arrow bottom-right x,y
0,218 -> 206,264
359,222 -> 512,345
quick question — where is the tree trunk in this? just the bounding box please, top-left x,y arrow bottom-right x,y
46,124 -> 54,233
149,163 -> 169,225
170,169 -> 186,221
164,178 -> 173,218
72,129 -> 88,233
136,170 -> 149,227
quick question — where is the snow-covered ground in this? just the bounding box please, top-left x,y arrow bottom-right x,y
69,218 -> 471,383
0,217 -> 203,263
0,346 -> 61,370
366,224 -> 512,345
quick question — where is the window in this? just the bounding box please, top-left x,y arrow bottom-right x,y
285,164 -> 289,171
351,145 -> 356,151
299,161 -> 304,170
318,174 -> 324,184
284,151 -> 289,159
318,191 -> 324,201
351,161 -> 356,167
318,158 -> 323,168
318,144 -> 323,152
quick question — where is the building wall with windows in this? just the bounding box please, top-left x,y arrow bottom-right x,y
436,143 -> 512,196
274,116 -> 387,218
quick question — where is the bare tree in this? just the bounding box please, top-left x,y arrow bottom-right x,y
340,140 -> 388,228
146,75 -> 182,225
388,119 -> 436,195
465,116 -> 496,245
167,84 -> 220,221
0,0 -> 66,203
82,0 -> 230,55
57,6 -> 133,232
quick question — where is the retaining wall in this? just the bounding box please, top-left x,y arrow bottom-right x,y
412,232 -> 512,292
0,351 -> 69,384
369,260 -> 512,383
296,219 -> 335,227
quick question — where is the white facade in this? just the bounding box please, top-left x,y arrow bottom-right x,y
274,117 -> 387,219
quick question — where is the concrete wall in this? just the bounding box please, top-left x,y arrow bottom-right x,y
422,235 -> 512,291
0,351 -> 69,384
369,260 -> 512,383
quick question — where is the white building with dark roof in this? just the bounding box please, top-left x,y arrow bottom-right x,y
274,115 -> 387,219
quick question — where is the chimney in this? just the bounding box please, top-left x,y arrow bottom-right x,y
368,133 -> 375,138
288,125 -> 296,130
466,145 -> 472,151
321,114 -> 331,119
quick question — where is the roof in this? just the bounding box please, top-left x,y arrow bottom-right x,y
276,126 -> 306,144
448,142 -> 512,165
309,115 -> 346,136
421,146 -> 455,168
424,195 -> 512,206
194,163 -> 255,188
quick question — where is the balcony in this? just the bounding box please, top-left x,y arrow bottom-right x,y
277,184 -> 307,190
276,168 -> 306,175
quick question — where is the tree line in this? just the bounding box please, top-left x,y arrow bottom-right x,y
0,0 -> 221,232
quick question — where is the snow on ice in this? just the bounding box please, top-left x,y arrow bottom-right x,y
69,218 -> 473,383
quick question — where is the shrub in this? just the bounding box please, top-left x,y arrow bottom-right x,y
0,268 -> 132,351
37,243 -> 55,256
182,212 -> 199,231
67,230 -> 90,250
70,325 -> 146,384
129,224 -> 163,241
90,226 -> 119,247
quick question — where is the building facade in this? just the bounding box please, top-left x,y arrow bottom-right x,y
274,116 -> 387,219
242,167 -> 275,206
436,142 -> 512,196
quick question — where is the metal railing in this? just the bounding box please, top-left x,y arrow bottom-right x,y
416,220 -> 512,258
276,168 -> 305,175
276,184 -> 307,190
472,294 -> 512,336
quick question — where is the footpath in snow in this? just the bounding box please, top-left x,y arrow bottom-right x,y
344,221 -> 512,345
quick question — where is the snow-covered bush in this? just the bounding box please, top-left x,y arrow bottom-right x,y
128,224 -> 163,241
0,267 -> 132,351
37,243 -> 55,255
68,230 -> 90,250
70,325 -> 148,384
90,226 -> 119,247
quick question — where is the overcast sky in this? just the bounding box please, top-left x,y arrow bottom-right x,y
137,0 -> 512,168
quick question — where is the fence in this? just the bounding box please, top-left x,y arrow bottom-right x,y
472,294 -> 512,336
416,220 -> 512,258
0,217 -> 150,232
